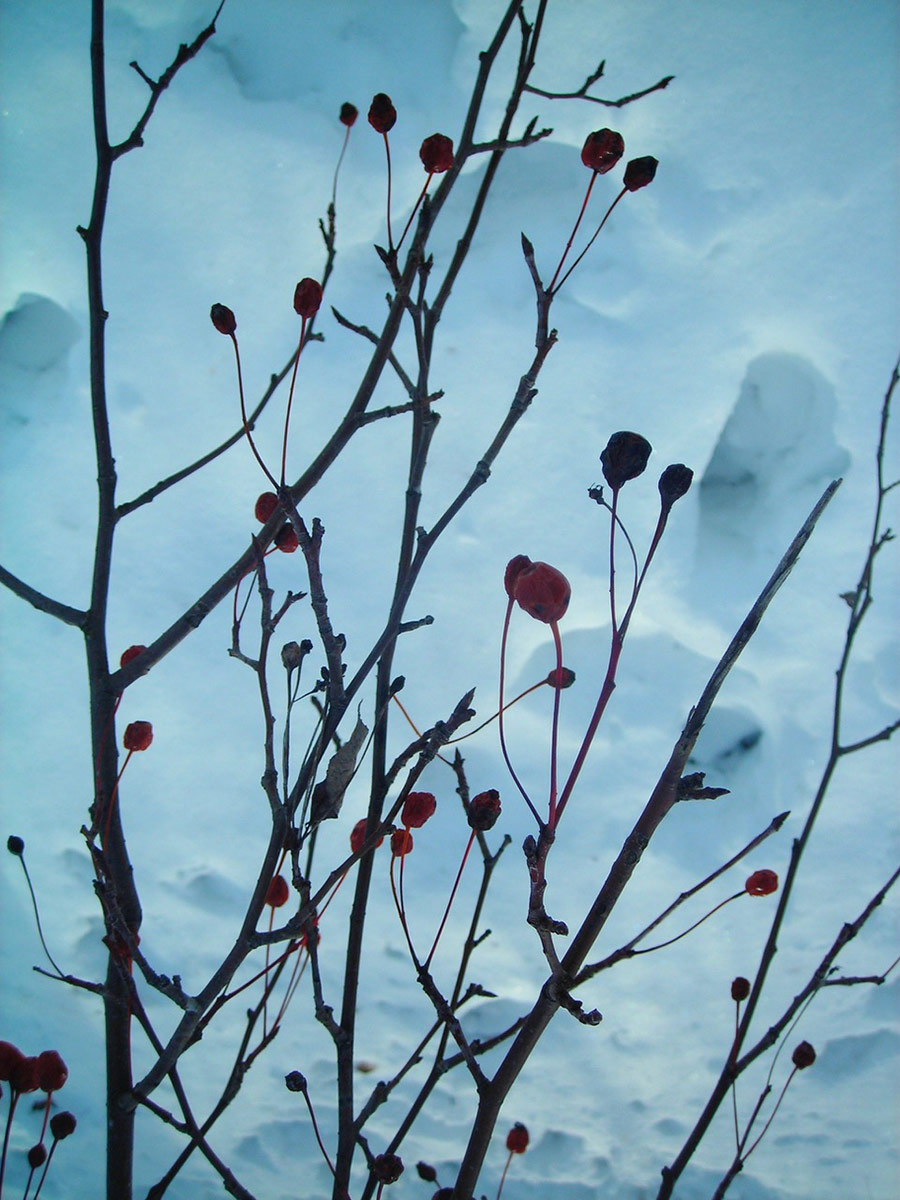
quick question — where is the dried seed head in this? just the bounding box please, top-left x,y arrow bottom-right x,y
372,1152 -> 404,1184
416,1162 -> 438,1183
623,155 -> 658,192
506,1122 -> 530,1153
546,667 -> 576,689
368,93 -> 397,134
6,836 -> 24,857
339,102 -> 358,127
11,1055 -> 41,1093
391,828 -> 414,857
745,869 -> 778,897
275,523 -> 299,553
419,133 -> 454,174
792,1041 -> 816,1069
210,303 -> 236,335
123,721 -> 153,752
513,561 -> 571,624
28,1143 -> 47,1169
293,277 -> 323,319
255,492 -> 279,523
284,1070 -> 307,1092
350,818 -> 384,855
731,976 -> 751,1002
402,792 -> 436,829
581,129 -> 625,174
0,1041 -> 25,1081
658,463 -> 693,510
37,1050 -> 68,1092
468,789 -> 501,832
600,431 -> 652,491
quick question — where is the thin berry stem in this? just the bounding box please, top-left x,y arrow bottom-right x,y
14,852 -> 66,978
631,891 -> 743,955
742,1069 -> 798,1159
102,749 -> 133,849
425,829 -> 476,968
548,170 -> 598,292
0,1089 -> 19,1195
31,1139 -> 60,1200
280,319 -> 308,488
495,1148 -> 515,1200
547,620 -> 564,830
331,125 -> 351,210
232,332 -> 277,488
390,849 -> 419,965
397,173 -> 433,253
499,597 -> 542,824
553,185 -> 627,295
383,132 -> 394,252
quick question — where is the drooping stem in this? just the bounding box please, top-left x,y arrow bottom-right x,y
548,171 -> 598,292
552,186 -> 627,294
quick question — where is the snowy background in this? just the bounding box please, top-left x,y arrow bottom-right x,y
1,1 -> 898,1198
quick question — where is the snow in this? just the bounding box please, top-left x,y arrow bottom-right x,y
1,1 -> 898,1198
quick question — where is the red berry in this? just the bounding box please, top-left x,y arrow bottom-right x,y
581,129 -> 624,174
339,102 -> 358,127
792,1040 -> 816,1069
368,93 -> 396,134
506,1122 -> 529,1153
119,645 -> 147,668
293,277 -> 323,319
468,789 -> 501,832
731,976 -> 750,1002
255,492 -> 279,523
391,829 -> 414,857
745,869 -> 778,897
372,1152 -> 404,1184
275,523 -> 299,553
350,819 -> 384,855
210,303 -> 236,335
266,875 -> 290,908
11,1055 -> 41,1093
50,1111 -> 77,1140
546,667 -> 576,689
623,155 -> 658,191
419,133 -> 454,174
37,1050 -> 68,1092
123,721 -> 153,752
513,561 -> 571,624
0,1041 -> 25,1082
401,792 -> 436,829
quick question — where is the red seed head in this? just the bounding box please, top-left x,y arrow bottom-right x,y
350,818 -> 384,855
391,828 -> 414,857
50,1111 -> 77,1140
368,93 -> 396,134
513,561 -> 571,624
623,155 -> 658,192
581,128 -> 625,174
792,1040 -> 816,1069
468,789 -> 501,832
293,277 -> 323,319
745,869 -> 778,897
123,721 -> 153,752
275,523 -> 299,553
255,492 -> 279,523
600,431 -> 653,491
11,1055 -> 41,1093
372,1152 -> 404,1184
420,133 -> 454,174
37,1050 -> 68,1092
504,554 -> 533,599
658,464 -> 693,511
210,303 -> 236,335
119,645 -> 147,668
402,791 -> 436,829
266,875 -> 290,908
731,976 -> 751,1002
0,1041 -> 25,1082
339,102 -> 358,127
28,1143 -> 48,1169
506,1122 -> 530,1153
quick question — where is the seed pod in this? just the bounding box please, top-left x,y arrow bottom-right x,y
265,875 -> 290,908
368,93 -> 396,134
416,1162 -> 438,1183
600,431 -> 652,490
339,102 -> 358,127
372,1153 -> 404,1184
745,869 -> 778,896
623,155 -> 658,191
792,1041 -> 816,1069
658,463 -> 693,510
50,1111 -> 77,1139
402,792 -> 436,828
6,836 -> 24,857
37,1050 -> 68,1092
210,303 -> 236,335
28,1144 -> 47,1169
284,1070 -> 307,1092
731,976 -> 750,1002
420,133 -> 454,174
506,1122 -> 530,1153
581,129 -> 625,174
255,492 -> 279,523
0,1041 -> 25,1081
